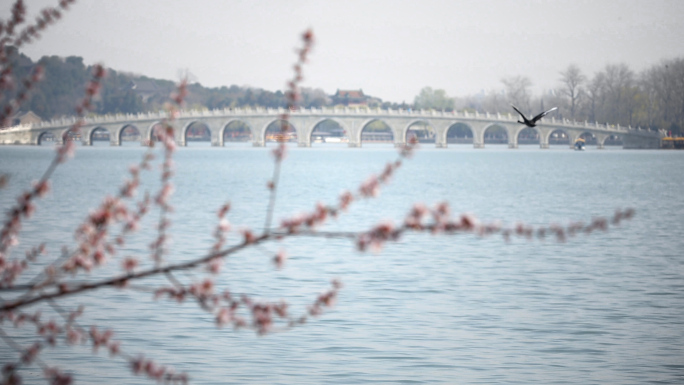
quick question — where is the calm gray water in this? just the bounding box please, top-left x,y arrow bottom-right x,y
1,142 -> 683,384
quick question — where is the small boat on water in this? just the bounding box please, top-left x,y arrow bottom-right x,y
574,138 -> 585,151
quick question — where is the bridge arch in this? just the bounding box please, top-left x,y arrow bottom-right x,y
546,129 -> 570,147
482,123 -> 509,146
576,131 -> 598,146
309,118 -> 348,145
515,126 -> 540,146
221,119 -> 253,146
403,120 -> 435,144
61,128 -> 79,145
359,119 -> 393,145
87,126 -> 110,145
182,121 -> 211,146
37,131 -> 57,146
444,122 -> 474,146
602,134 -> 623,147
145,121 -> 163,144
263,119 -> 296,144
116,124 -> 143,146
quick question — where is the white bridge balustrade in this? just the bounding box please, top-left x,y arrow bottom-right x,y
0,107 -> 665,149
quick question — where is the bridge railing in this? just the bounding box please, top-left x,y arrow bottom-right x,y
0,123 -> 33,132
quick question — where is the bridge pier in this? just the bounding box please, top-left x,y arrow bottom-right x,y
595,133 -> 607,149
508,143 -> 518,149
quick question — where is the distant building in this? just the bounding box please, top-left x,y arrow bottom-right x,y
11,111 -> 42,126
331,89 -> 370,107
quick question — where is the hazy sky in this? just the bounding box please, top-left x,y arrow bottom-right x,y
4,0 -> 684,103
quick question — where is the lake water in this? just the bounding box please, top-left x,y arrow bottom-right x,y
1,142 -> 683,384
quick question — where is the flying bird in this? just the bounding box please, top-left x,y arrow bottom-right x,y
511,105 -> 558,127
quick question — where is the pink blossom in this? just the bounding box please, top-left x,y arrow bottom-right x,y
339,191 -> 353,211
215,308 -> 232,327
359,175 -> 380,197
122,257 -> 138,273
108,341 -> 120,357
273,249 -> 287,269
217,203 -> 231,218
21,342 -> 41,364
155,184 -> 175,206
189,278 -> 214,297
459,214 -> 478,231
242,229 -> 256,244
405,203 -> 428,229
208,257 -> 222,274
33,180 -> 51,197
218,218 -> 231,233
56,140 -> 76,163
44,367 -> 72,385
66,326 -> 82,345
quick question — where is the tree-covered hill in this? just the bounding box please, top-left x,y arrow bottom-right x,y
2,46 -> 338,120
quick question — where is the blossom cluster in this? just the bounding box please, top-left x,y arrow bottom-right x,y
154,278 -> 342,336
353,203 -> 636,253
130,356 -> 188,384
0,306 -> 131,384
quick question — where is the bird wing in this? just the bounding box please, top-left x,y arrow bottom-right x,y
531,107 -> 558,122
511,105 -> 526,119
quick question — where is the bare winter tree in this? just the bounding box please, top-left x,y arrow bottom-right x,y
501,75 -> 532,113
646,58 -> 684,134
639,65 -> 662,128
601,63 -> 636,125
669,58 -> 684,134
558,64 -> 586,120
585,71 -> 606,124
480,90 -> 508,114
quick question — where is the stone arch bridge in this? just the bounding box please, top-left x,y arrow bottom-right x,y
0,107 -> 664,149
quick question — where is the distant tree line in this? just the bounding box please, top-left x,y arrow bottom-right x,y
417,59 -> 683,135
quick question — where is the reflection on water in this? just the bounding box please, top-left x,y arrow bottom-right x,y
0,145 -> 683,384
